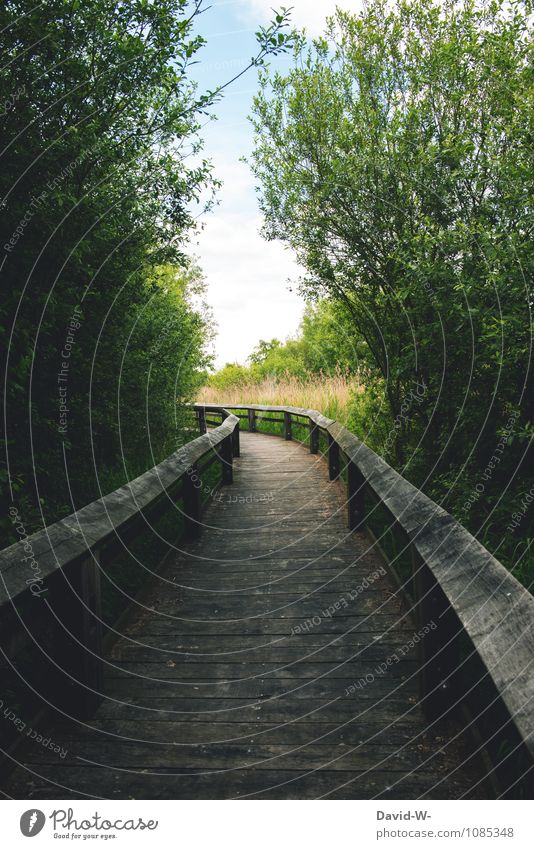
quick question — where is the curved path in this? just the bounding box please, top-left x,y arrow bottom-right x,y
5,432 -> 487,799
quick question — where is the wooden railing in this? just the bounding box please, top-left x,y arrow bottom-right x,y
1,400 -> 532,791
0,412 -> 239,722
198,403 -> 534,788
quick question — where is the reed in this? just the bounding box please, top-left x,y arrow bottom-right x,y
197,371 -> 361,423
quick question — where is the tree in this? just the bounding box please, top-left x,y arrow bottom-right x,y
250,0 -> 533,461
300,300 -> 365,375
248,338 -> 283,366
0,0 -> 294,542
249,0 -> 534,580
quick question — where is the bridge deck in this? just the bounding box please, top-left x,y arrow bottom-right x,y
5,432 -> 487,799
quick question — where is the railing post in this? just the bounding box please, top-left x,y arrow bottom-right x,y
50,551 -> 104,720
309,423 -> 319,454
284,411 -> 292,441
221,434 -> 233,485
77,550 -> 104,717
183,465 -> 202,539
328,434 -> 340,480
412,550 -> 460,721
197,406 -> 207,434
231,420 -> 240,457
347,461 -> 365,530
248,408 -> 257,433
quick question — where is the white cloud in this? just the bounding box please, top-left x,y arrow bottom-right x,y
237,0 -> 363,36
188,0 -> 360,369
190,154 -> 305,367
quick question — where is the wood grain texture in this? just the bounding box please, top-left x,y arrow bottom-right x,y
3,433 -> 488,800
0,416 -> 239,606
207,405 -> 534,761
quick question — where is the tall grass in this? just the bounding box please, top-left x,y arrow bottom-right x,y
198,372 -> 361,423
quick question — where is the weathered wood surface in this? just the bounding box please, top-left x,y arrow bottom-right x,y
3,432 -> 488,799
205,405 -> 534,761
0,415 -> 238,606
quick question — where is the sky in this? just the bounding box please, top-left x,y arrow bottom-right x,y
188,1 -> 362,368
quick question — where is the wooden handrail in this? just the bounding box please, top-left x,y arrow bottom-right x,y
0,411 -> 239,719
2,398 -> 532,785
200,403 -> 534,771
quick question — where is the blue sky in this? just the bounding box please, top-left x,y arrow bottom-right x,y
187,1 -> 362,367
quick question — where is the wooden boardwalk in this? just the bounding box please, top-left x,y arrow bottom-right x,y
4,431 -> 488,799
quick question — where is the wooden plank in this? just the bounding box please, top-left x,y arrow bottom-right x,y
94,696 -> 425,721
5,766 -> 485,801
2,430 -> 489,800
208,406 -> 534,764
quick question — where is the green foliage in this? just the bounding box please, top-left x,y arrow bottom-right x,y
209,363 -> 252,391
0,0 -> 221,545
249,0 -> 534,586
208,298 -> 362,387
299,300 -> 366,374
0,1 -> 297,548
248,337 -> 307,379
